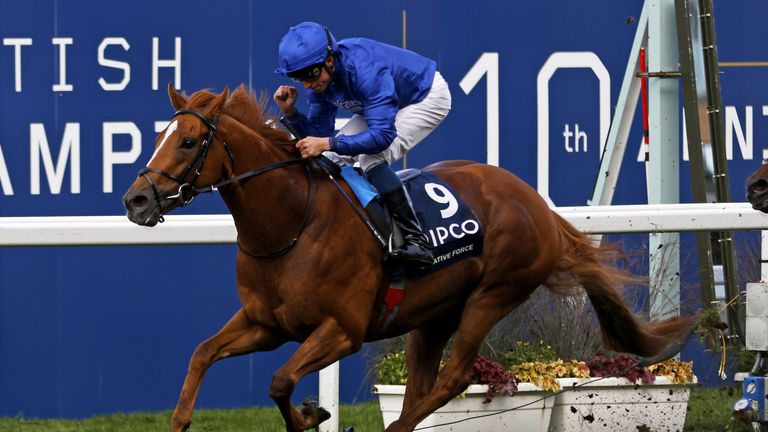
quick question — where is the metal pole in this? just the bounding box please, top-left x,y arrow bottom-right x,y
700,0 -> 743,344
675,0 -> 717,308
648,0 -> 681,321
590,2 -> 648,206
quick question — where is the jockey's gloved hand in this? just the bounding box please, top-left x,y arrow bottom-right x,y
273,85 -> 298,117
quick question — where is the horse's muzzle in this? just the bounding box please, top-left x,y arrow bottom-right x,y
123,187 -> 162,226
747,176 -> 768,212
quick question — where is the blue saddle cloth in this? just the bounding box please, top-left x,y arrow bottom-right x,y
340,166 -> 378,207
339,166 -> 484,275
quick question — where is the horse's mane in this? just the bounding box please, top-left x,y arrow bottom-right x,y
186,85 -> 294,149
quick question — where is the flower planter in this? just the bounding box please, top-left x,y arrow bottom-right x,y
373,383 -> 554,432
549,377 -> 693,432
374,377 -> 694,432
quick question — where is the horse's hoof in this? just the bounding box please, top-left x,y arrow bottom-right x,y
317,406 -> 331,423
300,398 -> 331,427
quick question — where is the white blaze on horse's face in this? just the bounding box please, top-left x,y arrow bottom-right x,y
147,120 -> 179,166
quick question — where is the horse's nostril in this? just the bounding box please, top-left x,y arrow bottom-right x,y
127,194 -> 149,212
750,179 -> 768,194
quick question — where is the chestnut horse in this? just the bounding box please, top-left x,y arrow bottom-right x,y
747,163 -> 768,212
123,85 -> 696,432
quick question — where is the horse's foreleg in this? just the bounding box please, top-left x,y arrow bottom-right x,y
402,322 -> 455,412
387,299 -> 507,432
171,308 -> 283,432
269,318 -> 360,432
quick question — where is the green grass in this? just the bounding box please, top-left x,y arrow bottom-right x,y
0,387 -> 742,431
685,386 -> 743,431
0,402 -> 384,432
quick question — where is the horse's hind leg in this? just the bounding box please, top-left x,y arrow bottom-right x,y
402,320 -> 456,412
171,308 -> 283,432
387,297 -> 511,432
269,318 -> 360,432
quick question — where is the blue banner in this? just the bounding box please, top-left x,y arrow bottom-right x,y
1,0 -> 765,418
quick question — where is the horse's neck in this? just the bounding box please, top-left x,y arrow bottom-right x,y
217,118 -> 312,254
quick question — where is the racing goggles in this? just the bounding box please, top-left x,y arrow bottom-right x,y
287,63 -> 325,83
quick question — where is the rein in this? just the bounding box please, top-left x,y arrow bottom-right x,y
137,108 -> 312,258
279,116 -> 387,249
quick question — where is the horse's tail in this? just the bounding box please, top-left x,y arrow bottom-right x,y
545,213 -> 698,363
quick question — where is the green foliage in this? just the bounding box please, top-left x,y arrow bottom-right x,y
502,340 -> 558,367
686,386 -> 744,431
736,349 -> 757,372
695,306 -> 729,352
373,351 -> 409,385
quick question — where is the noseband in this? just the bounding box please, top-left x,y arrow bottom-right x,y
137,108 -> 312,258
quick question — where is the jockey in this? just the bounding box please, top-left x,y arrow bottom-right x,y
273,21 -> 451,266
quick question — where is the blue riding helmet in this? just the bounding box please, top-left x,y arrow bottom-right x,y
275,22 -> 338,75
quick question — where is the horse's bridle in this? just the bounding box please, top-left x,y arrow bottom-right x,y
137,108 -> 312,258
138,109 -> 233,218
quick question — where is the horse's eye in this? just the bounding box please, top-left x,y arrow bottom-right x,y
180,138 -> 197,150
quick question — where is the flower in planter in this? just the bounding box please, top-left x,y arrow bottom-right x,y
503,340 -> 589,391
510,359 -> 590,392
471,355 -> 519,403
504,348 -> 696,391
586,352 -> 655,384
374,351 -> 519,403
646,358 -> 695,384
373,349 -> 696,404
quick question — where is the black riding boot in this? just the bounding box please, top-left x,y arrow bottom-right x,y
381,187 -> 434,265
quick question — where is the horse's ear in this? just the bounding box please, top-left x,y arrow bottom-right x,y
206,86 -> 230,115
168,83 -> 187,110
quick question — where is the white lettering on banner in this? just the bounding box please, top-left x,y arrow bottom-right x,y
764,106 -> 768,162
30,123 -> 80,195
52,37 -> 74,92
428,219 -> 480,247
0,145 -> 13,195
659,105 -> 763,163
103,122 -> 142,193
536,52 -> 610,207
0,37 -> 180,91
726,105 -> 753,161
152,37 -> 181,90
0,120 -> 172,196
563,123 -> 587,152
155,121 -> 170,133
459,52 -> 499,166
98,38 -> 131,91
3,38 -> 32,92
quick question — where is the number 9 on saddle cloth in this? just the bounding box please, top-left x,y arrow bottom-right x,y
340,166 -> 484,278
